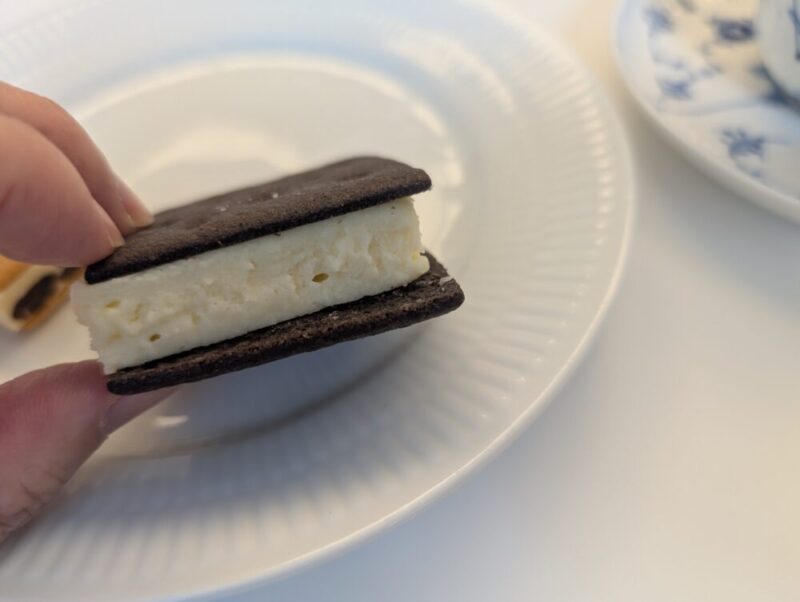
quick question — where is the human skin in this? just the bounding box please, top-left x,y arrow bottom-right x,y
0,82 -> 173,543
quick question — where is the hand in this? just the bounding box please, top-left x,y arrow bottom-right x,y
0,83 -> 173,543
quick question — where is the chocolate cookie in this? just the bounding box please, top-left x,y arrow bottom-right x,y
73,156 -> 463,393
86,156 -> 432,284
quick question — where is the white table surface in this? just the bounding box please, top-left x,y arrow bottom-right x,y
3,1 -> 800,600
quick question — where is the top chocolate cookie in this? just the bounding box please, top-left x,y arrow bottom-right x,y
85,156 -> 432,284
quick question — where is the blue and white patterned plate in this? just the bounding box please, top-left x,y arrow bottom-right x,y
614,0 -> 800,222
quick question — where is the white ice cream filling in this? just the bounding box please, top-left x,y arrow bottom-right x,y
72,198 -> 430,373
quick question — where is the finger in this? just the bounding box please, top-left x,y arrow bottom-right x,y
0,361 -> 172,543
0,114 -> 124,266
0,82 -> 152,235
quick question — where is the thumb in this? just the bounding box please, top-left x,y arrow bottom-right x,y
0,361 -> 171,542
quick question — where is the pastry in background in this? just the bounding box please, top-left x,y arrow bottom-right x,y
0,257 -> 81,331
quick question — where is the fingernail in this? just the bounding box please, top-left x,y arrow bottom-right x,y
98,208 -> 125,248
101,388 -> 175,436
108,230 -> 124,249
116,177 -> 153,228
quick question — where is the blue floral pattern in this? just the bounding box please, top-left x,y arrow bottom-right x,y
645,3 -> 712,104
721,128 -> 765,178
644,6 -> 672,33
709,18 -> 754,43
751,64 -> 791,106
627,1 -> 800,201
658,78 -> 691,99
643,3 -> 786,108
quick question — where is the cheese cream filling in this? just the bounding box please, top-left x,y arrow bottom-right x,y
72,198 -> 430,373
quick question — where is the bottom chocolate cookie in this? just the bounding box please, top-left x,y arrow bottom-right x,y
107,254 -> 463,394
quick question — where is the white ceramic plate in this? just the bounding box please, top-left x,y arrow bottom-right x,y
0,1 -> 633,600
614,0 -> 800,223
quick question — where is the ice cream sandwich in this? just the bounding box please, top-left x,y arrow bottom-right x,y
72,157 -> 464,394
0,257 -> 80,331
